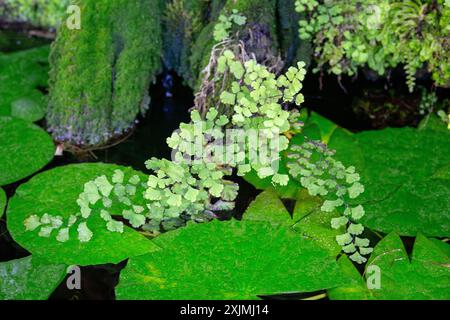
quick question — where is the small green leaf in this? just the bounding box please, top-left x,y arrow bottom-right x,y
112,170 -> 124,184
331,217 -> 349,229
24,215 -> 41,231
348,223 -> 364,235
106,220 -> 124,233
220,91 -> 236,105
77,222 -> 93,243
56,228 -> 70,243
336,233 -> 352,246
184,187 -> 199,202
348,182 -> 364,199
272,174 -> 289,186
129,175 -> 141,185
94,175 -> 114,197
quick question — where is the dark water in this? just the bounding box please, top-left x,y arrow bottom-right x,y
95,74 -> 193,171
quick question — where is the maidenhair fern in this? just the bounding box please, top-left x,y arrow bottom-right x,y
286,139 -> 371,263
23,11 -> 372,264
213,10 -> 247,42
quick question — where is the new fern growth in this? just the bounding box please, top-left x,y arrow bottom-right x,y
286,139 -> 371,263
213,9 -> 247,42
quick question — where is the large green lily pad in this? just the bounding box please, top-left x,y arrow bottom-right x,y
0,46 -> 50,122
328,233 -> 450,300
0,256 -> 66,300
7,163 -> 158,266
0,188 -> 5,218
329,127 -> 450,237
116,220 -> 347,300
0,116 -> 55,186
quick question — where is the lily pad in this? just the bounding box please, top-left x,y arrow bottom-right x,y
305,112 -> 339,143
116,220 -> 348,300
328,233 -> 450,300
0,256 -> 66,300
292,190 -> 344,257
7,163 -> 158,266
0,188 -> 6,218
329,127 -> 450,237
243,189 -> 343,257
418,114 -> 449,133
242,189 -> 293,225
327,256 -> 373,300
0,46 -> 50,122
0,116 -> 55,186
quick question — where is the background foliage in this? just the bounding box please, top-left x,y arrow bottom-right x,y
295,0 -> 450,91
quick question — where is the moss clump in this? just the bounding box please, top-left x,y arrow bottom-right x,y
47,0 -> 162,146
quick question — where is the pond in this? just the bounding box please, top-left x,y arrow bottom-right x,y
0,26 -> 448,301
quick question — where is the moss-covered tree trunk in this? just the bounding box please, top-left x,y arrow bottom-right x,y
47,0 -> 162,147
190,0 -> 280,87
168,0 -> 282,115
161,0 -> 314,85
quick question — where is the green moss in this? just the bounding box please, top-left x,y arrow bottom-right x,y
223,0 -> 276,29
188,22 -> 217,89
47,0 -> 162,146
209,0 -> 226,20
277,0 -> 312,68
162,0 -> 208,85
